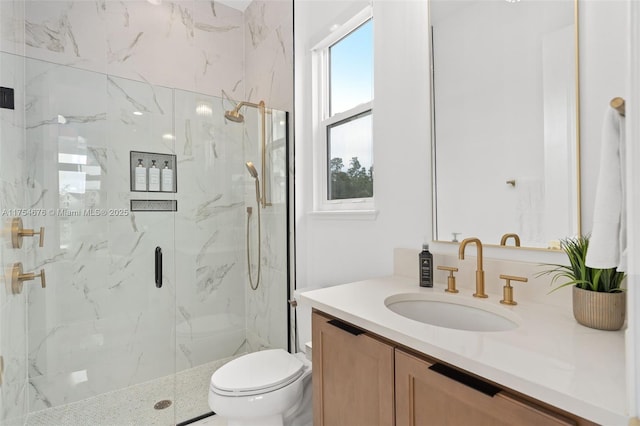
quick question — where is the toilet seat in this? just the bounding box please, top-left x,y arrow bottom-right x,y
211,349 -> 306,396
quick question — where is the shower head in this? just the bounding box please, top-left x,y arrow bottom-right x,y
224,100 -> 264,123
224,108 -> 244,123
246,161 -> 259,179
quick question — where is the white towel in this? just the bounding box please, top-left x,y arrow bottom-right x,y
585,107 -> 626,271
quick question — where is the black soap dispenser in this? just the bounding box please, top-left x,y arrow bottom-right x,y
419,243 -> 433,287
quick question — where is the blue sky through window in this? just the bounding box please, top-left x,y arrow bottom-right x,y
330,19 -> 373,116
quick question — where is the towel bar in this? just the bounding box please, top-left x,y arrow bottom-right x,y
610,97 -> 625,116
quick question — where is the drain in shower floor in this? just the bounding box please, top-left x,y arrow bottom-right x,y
154,400 -> 173,410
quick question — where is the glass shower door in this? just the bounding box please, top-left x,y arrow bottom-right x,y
172,90 -> 246,422
23,60 -> 178,424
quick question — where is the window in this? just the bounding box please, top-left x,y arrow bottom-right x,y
327,110 -> 372,200
313,9 -> 374,212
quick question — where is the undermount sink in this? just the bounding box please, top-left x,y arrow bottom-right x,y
385,293 -> 520,332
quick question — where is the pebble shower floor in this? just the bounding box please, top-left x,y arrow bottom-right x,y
25,357 -> 236,426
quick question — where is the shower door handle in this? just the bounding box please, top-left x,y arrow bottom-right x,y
155,246 -> 162,288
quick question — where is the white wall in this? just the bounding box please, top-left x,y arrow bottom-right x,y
579,0 -> 628,233
294,0 -> 431,348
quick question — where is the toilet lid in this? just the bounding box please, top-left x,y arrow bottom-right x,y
211,349 -> 305,395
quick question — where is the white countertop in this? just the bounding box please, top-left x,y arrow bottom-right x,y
298,276 -> 628,425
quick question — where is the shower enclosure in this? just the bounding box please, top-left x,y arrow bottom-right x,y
0,1 -> 292,424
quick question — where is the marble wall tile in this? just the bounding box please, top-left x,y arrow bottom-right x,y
173,199 -> 246,371
24,59 -> 110,392
0,297 -> 28,424
0,0 -> 25,55
245,265 -> 288,351
173,91 -> 244,199
178,0 -> 245,98
0,52 -> 28,426
105,74 -> 175,202
28,308 -> 177,411
24,1 -> 107,74
242,95 -> 291,347
173,88 -> 246,371
242,0 -> 292,353
262,204 -> 287,270
244,0 -> 293,111
1,55 -> 27,225
5,0 -> 246,98
104,0 -> 245,98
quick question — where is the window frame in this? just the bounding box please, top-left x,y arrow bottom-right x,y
312,6 -> 374,213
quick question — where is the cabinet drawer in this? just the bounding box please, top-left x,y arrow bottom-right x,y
312,311 -> 395,426
395,349 -> 576,426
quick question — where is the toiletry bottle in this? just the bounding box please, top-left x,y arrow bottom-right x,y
161,160 -> 173,192
135,159 -> 147,191
419,243 -> 433,287
148,159 -> 160,191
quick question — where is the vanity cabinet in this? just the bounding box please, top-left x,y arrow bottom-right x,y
395,349 -> 577,426
312,311 -> 394,426
312,310 -> 598,426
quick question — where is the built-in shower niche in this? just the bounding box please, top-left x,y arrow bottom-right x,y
129,150 -> 177,193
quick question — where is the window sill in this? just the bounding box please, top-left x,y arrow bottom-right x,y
309,210 -> 379,221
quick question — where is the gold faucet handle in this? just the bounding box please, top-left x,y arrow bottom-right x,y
499,274 -> 528,306
438,266 -> 459,294
21,269 -> 46,289
11,218 -> 45,248
22,227 -> 45,247
11,263 -> 46,294
37,269 -> 46,288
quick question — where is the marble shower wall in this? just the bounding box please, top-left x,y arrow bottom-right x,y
0,0 -> 294,417
243,0 -> 293,352
0,3 -> 28,425
244,0 -> 294,111
173,90 -> 247,371
19,0 -> 245,99
0,52 -> 29,426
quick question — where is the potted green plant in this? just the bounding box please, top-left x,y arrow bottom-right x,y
538,235 -> 626,331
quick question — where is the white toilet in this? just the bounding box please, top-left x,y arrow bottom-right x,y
208,348 -> 313,426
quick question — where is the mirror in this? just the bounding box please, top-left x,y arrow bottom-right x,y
430,0 -> 580,249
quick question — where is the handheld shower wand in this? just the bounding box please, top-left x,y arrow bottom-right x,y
246,161 -> 262,206
245,161 -> 258,178
245,161 -> 261,290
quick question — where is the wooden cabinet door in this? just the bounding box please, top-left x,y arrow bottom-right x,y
395,349 -> 576,426
312,311 -> 395,426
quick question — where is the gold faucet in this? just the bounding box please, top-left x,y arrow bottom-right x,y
500,233 -> 521,247
458,238 -> 487,298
